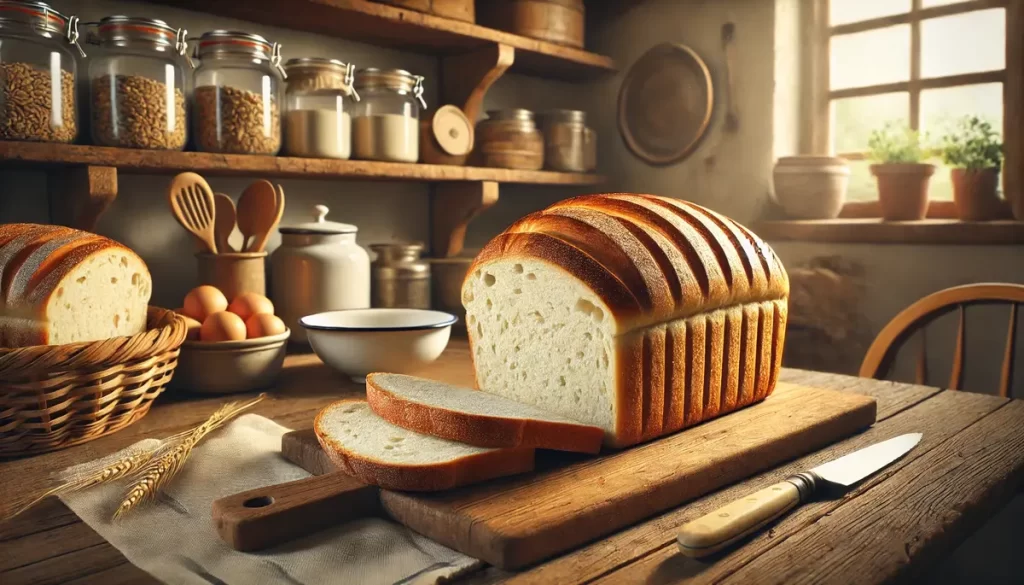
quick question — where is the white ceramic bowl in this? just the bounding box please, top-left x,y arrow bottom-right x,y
300,308 -> 457,383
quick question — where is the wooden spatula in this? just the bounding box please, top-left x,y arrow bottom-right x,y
214,193 -> 237,253
236,180 -> 277,252
168,172 -> 218,254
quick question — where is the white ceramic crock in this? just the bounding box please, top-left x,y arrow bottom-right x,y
270,204 -> 371,344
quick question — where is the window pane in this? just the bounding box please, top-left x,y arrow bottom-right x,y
832,92 -> 910,153
921,9 -> 1005,78
831,26 -> 911,90
920,83 -> 1004,201
845,159 -> 877,202
830,0 -> 910,25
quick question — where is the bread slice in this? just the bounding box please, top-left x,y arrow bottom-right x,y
365,372 -> 604,453
0,224 -> 152,347
314,399 -> 535,491
462,194 -> 789,448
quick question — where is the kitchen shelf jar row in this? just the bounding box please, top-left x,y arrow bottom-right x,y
0,1 -> 429,162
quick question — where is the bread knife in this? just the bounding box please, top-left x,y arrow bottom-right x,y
676,432 -> 923,557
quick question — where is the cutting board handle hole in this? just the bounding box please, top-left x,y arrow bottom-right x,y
243,496 -> 275,508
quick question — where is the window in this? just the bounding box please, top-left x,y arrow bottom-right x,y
807,0 -> 1021,208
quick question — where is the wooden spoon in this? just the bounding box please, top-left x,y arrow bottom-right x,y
236,179 -> 277,252
214,193 -> 237,253
168,172 -> 218,254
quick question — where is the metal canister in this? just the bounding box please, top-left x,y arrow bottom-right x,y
370,243 -> 431,309
540,109 -> 596,172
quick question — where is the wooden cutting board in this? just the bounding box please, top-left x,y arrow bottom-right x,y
271,382 -> 876,569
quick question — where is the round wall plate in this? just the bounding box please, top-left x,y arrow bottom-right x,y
618,42 -> 714,166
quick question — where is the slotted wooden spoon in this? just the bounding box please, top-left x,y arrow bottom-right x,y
168,172 -> 218,254
214,193 -> 237,253
236,179 -> 278,252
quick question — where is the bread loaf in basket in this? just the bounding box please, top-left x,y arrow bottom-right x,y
0,224 -> 185,456
462,194 -> 789,448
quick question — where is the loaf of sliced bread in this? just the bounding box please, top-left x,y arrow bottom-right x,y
0,223 -> 152,347
462,194 -> 789,448
314,399 -> 535,491
365,372 -> 604,453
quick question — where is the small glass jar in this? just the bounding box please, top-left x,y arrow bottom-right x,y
88,16 -> 193,150
477,109 -> 544,170
192,30 -> 285,154
283,57 -> 358,159
540,109 -> 596,172
370,242 -> 431,309
351,68 -> 426,163
0,1 -> 85,143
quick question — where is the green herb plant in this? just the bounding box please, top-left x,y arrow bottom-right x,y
939,115 -> 1003,170
867,121 -> 927,164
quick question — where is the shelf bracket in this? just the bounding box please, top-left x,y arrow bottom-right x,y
47,165 -> 118,232
441,43 -> 515,123
431,181 -> 499,258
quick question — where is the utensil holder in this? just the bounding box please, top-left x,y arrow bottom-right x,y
197,252 -> 268,300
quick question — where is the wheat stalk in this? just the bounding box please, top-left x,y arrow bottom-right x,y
2,444 -> 159,522
113,394 -> 266,520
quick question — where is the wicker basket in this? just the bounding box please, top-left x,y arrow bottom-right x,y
0,306 -> 187,457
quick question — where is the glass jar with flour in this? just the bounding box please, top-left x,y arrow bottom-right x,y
351,68 -> 426,163
283,57 -> 358,159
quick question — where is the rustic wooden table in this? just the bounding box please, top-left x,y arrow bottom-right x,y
2,339 -> 1023,585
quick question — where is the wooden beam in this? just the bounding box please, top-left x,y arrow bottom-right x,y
0,142 -> 603,186
753,218 -> 1024,244
441,43 -> 515,124
430,181 -> 499,258
829,70 -> 1005,100
1006,0 -> 1024,219
47,166 -> 118,232
141,0 -> 614,80
830,0 -> 1008,36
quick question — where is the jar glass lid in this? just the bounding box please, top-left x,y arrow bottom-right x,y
0,1 -> 85,56
284,57 -> 357,98
279,204 -> 357,235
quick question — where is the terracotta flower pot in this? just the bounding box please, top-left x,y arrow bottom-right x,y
870,163 -> 935,221
951,167 -> 1002,221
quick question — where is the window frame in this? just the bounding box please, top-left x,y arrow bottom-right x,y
801,0 -> 1023,219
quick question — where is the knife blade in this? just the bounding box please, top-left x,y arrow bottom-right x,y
676,432 -> 923,558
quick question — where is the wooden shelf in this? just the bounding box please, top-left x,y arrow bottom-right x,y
143,0 -> 616,80
0,142 -> 604,185
753,219 -> 1024,245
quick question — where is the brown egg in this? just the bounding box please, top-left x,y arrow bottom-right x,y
246,313 -> 287,339
200,311 -> 247,342
183,286 -> 228,322
227,292 -> 275,322
174,307 -> 186,314
181,315 -> 203,341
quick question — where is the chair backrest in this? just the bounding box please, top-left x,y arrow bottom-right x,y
859,283 -> 1024,397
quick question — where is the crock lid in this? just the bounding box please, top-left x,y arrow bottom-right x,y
431,105 -> 473,156
279,204 -> 357,235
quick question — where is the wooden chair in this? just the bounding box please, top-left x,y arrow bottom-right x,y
859,283 -> 1024,397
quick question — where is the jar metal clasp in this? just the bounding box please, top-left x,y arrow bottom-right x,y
176,28 -> 195,69
272,42 -> 287,79
65,15 -> 87,58
413,75 -> 427,109
344,63 -> 360,102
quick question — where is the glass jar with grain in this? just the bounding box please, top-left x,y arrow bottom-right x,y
477,109 -> 544,170
87,16 -> 192,150
192,30 -> 285,155
539,109 -> 596,172
0,1 -> 85,143
283,57 -> 358,159
351,68 -> 426,163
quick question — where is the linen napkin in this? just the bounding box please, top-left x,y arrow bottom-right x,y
59,413 -> 483,585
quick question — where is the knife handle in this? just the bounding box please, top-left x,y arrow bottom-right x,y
676,472 -> 819,558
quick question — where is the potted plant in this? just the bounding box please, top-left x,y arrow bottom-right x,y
939,115 -> 1004,221
867,122 -> 935,221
